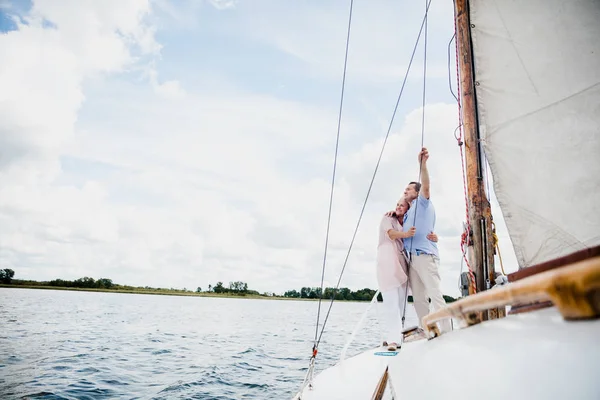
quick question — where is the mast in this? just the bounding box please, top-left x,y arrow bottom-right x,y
454,0 -> 500,320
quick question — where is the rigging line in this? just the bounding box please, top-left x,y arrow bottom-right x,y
315,0 -> 433,349
313,0 -> 355,346
447,33 -> 458,102
450,29 -> 463,142
401,0 -> 429,328
457,249 -> 465,289
450,33 -> 463,154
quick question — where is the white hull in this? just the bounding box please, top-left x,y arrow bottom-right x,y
294,307 -> 600,399
292,343 -> 395,400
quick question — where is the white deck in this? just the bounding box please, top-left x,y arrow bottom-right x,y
294,307 -> 600,399
293,343 -> 397,400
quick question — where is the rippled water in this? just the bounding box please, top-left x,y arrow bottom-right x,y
0,288 -> 418,399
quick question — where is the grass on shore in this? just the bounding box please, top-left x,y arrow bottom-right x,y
0,284 -> 319,301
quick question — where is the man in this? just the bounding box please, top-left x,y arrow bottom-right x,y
402,147 -> 451,333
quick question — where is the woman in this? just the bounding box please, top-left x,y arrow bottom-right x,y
376,196 -> 437,351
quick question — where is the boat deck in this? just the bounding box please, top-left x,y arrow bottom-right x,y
389,307 -> 600,399
294,335 -> 426,400
294,307 -> 600,399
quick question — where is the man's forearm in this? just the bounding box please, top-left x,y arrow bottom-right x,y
421,161 -> 431,198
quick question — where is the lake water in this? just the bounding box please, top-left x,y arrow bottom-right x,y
0,288 -> 418,399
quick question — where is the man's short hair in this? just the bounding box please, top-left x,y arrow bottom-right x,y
409,181 -> 421,193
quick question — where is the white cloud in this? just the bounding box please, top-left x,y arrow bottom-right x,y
207,0 -> 237,10
0,0 -> 159,171
233,0 -> 456,84
144,62 -> 187,98
154,79 -> 185,98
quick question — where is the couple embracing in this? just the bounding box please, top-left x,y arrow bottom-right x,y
376,147 -> 451,351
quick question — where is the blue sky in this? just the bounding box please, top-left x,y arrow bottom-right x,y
0,0 -> 519,296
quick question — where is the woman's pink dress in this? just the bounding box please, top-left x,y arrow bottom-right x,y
376,215 -> 409,292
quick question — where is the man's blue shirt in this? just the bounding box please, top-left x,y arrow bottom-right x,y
403,194 -> 439,257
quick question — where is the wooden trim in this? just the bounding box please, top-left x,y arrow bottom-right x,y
506,246 -> 600,315
371,366 -> 389,400
422,256 -> 600,338
509,300 -> 553,315
508,245 -> 600,282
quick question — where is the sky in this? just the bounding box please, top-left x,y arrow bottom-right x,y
0,0 -> 520,297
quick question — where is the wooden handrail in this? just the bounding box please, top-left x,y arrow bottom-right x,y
508,245 -> 600,282
422,256 -> 600,338
371,366 -> 389,400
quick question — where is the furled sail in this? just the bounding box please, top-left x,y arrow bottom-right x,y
468,0 -> 600,268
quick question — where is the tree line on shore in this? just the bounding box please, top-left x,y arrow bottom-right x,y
283,287 -> 457,303
0,269 -> 457,303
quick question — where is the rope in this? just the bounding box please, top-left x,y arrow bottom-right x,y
457,244 -> 465,291
452,2 -> 477,294
313,0 -> 355,349
401,0 -> 430,329
313,0 -> 433,351
491,222 -> 506,275
339,290 -> 381,362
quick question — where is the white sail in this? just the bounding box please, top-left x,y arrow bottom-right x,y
468,0 -> 600,268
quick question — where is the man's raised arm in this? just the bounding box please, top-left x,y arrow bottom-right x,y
419,147 -> 431,199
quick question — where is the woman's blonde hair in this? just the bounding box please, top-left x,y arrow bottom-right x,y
397,196 -> 410,209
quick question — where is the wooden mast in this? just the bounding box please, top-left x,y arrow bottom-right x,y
454,0 -> 500,320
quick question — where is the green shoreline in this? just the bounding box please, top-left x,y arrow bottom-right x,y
1,284 -> 386,302
0,269 -> 456,303
0,284 -> 461,304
